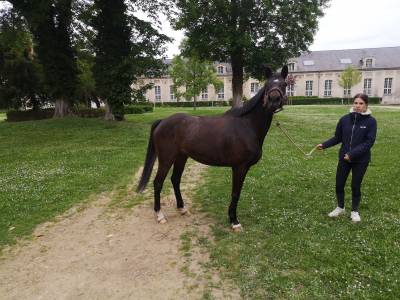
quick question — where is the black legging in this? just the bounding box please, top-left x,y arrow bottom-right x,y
336,160 -> 369,212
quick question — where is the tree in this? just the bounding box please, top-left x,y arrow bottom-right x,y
172,0 -> 329,107
0,8 -> 46,110
338,66 -> 361,104
169,55 -> 222,110
8,0 -> 79,117
92,0 -> 170,120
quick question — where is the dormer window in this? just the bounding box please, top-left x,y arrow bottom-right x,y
303,60 -> 314,66
288,63 -> 295,71
340,58 -> 352,64
362,57 -> 374,68
217,65 -> 224,74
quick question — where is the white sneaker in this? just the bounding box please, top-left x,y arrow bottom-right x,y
328,207 -> 345,217
351,211 -> 361,223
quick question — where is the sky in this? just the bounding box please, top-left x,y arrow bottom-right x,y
161,0 -> 400,58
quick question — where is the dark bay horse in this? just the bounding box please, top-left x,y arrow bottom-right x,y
137,65 -> 288,230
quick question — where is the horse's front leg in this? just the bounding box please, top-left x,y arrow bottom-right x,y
229,165 -> 250,231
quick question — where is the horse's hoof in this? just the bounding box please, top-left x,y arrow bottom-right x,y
156,211 -> 167,224
178,207 -> 189,215
231,223 -> 243,232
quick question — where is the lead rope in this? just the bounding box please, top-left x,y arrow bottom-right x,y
276,122 -> 317,157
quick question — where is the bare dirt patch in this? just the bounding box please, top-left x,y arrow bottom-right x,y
0,162 -> 240,300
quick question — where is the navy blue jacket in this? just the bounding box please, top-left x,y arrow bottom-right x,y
322,109 -> 377,163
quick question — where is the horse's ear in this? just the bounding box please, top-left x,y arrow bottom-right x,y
263,65 -> 273,79
281,65 -> 289,79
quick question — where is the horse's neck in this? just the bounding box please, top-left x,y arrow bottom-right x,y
246,103 -> 274,145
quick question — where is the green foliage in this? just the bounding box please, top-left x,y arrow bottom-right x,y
0,9 -> 47,110
9,0 -> 79,116
169,55 -> 223,108
339,66 -> 362,92
124,104 -> 153,114
75,48 -> 96,107
92,0 -> 131,119
92,0 -> 170,120
194,106 -> 400,299
172,0 -> 329,104
5,104 -> 153,121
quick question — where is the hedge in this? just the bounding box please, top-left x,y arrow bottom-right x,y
124,104 -> 153,114
151,97 -> 381,107
6,109 -> 55,122
6,104 -> 153,122
288,96 -> 381,105
154,100 -> 233,107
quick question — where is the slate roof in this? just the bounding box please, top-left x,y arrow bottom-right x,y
291,46 -> 400,72
163,46 -> 400,74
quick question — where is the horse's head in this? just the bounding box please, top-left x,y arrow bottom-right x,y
262,65 -> 288,113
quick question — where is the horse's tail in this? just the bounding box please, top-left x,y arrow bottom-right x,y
137,119 -> 162,193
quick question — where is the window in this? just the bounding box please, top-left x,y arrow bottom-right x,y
217,66 -> 224,74
343,88 -> 351,97
324,80 -> 332,96
155,85 -> 161,101
201,87 -> 208,100
365,58 -> 373,68
217,85 -> 224,99
250,82 -> 259,94
288,63 -> 295,71
363,79 -> 372,95
305,80 -> 313,96
287,84 -> 295,96
303,60 -> 314,66
169,85 -> 176,101
384,78 -> 393,95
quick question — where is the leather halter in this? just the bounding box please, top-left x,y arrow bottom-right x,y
262,86 -> 284,113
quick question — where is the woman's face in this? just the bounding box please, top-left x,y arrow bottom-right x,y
353,98 -> 367,113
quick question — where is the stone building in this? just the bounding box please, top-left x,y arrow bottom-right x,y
135,46 -> 400,104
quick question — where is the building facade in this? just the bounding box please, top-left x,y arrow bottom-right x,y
136,46 -> 400,104
286,46 -> 400,104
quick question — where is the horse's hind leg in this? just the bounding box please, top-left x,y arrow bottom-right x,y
171,154 -> 188,214
154,160 -> 173,223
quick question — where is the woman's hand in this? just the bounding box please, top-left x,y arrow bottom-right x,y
316,144 -> 324,150
344,154 -> 351,161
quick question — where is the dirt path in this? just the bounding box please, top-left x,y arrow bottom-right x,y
0,162 -> 240,300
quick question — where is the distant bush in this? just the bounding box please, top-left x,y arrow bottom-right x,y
77,108 -> 106,118
6,109 -> 55,122
6,104 -> 154,122
124,104 -> 153,114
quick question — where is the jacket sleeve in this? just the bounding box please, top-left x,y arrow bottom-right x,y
348,118 -> 377,159
321,118 -> 343,149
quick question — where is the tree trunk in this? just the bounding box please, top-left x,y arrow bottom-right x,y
193,95 -> 197,110
231,54 -> 244,108
53,98 -> 73,118
104,101 -> 115,121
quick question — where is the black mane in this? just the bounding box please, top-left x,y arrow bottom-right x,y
224,86 -> 266,117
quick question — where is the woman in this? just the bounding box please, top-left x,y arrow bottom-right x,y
317,93 -> 377,223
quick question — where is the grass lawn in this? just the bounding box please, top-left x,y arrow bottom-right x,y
0,107 -> 224,247
1,105 -> 399,299
194,105 -> 400,299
